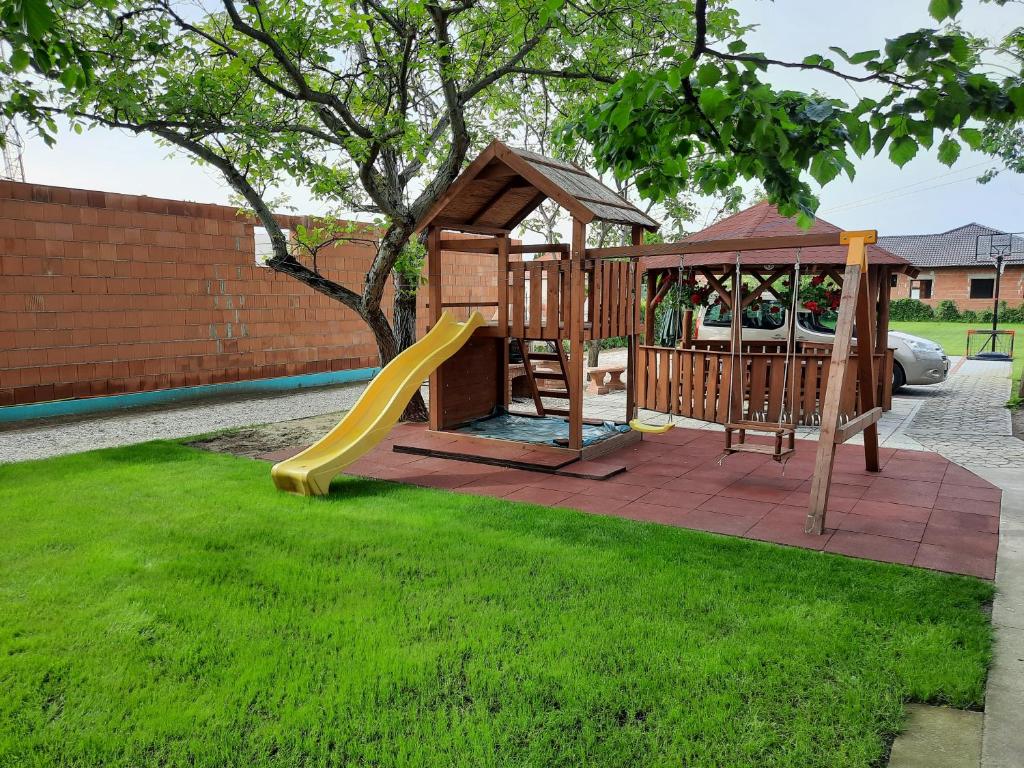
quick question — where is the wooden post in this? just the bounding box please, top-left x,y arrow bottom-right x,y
682,268 -> 695,346
498,234 -> 510,407
806,231 -> 877,534
854,266 -> 880,472
568,218 -> 586,450
427,226 -> 443,431
627,225 -> 644,422
729,262 -> 743,422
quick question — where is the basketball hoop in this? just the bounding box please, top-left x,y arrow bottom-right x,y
971,232 -> 1024,361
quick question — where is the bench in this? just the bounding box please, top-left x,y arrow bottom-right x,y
587,365 -> 626,395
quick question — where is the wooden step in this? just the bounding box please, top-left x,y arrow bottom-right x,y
534,371 -> 567,380
540,390 -> 571,399
527,352 -> 561,361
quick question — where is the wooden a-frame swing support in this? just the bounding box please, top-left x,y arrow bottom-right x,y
805,230 -> 882,534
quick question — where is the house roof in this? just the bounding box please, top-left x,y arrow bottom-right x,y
642,202 -> 915,274
416,140 -> 660,233
878,223 -> 1024,269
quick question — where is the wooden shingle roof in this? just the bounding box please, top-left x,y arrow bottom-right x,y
416,140 -> 660,233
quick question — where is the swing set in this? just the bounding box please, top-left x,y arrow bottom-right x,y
402,141 -> 913,536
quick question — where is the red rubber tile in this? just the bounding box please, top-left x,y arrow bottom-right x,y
937,483 -> 1002,503
824,531 -> 919,566
928,508 -> 999,534
746,511 -> 834,550
860,478 -> 940,509
617,501 -> 693,526
914,544 -> 996,580
636,488 -> 711,511
696,494 -> 774,518
847,499 -> 933,524
921,527 -> 998,557
559,493 -> 630,516
682,508 -> 763,536
932,495 -> 1001,517
942,464 -> 998,489
503,486 -> 573,506
835,513 -> 926,543
882,459 -> 949,483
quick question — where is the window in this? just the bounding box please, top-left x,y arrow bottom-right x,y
253,226 -> 290,267
890,274 -> 899,288
703,300 -> 786,330
910,279 -> 932,299
970,277 -> 995,299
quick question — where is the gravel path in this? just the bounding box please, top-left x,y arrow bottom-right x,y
0,384 -> 365,463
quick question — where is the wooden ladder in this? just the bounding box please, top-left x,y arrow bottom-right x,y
517,339 -> 571,417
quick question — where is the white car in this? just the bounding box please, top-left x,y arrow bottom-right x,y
696,301 -> 948,390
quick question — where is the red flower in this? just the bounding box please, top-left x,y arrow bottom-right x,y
803,300 -> 820,313
769,305 -> 780,314
690,292 -> 702,305
811,274 -> 825,286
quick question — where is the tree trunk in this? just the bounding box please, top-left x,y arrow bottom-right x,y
586,340 -> 600,370
392,270 -> 429,422
364,303 -> 428,422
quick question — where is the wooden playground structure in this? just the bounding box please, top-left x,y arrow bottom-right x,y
412,141 -> 917,534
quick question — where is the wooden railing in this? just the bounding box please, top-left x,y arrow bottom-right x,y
502,258 -> 634,340
583,259 -> 634,340
506,260 -> 569,340
635,345 -> 894,425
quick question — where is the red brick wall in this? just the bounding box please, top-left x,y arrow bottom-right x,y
0,181 -> 498,407
892,267 -> 1024,310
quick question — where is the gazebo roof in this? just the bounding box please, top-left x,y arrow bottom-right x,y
643,202 -> 916,275
416,140 -> 660,233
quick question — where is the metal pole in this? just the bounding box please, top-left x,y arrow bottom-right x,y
991,254 -> 1003,353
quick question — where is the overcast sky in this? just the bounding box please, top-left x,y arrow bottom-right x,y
17,0 -> 1024,237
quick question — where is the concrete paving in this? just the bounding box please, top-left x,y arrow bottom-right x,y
888,704 -> 983,768
968,466 -> 1024,768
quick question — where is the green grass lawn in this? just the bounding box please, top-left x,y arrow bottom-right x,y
0,443 -> 994,767
891,320 -> 1024,395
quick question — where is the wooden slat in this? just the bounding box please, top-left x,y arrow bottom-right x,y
748,356 -> 768,420
705,352 -> 721,422
528,263 -> 543,339
511,263 -> 525,338
568,218 -> 586,451
767,355 -> 786,422
834,407 -> 882,444
544,262 -> 559,339
497,236 -> 509,335
693,352 -> 706,421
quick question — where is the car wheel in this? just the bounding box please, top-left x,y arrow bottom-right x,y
892,362 -> 906,392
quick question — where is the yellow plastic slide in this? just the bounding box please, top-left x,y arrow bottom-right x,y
272,311 -> 486,496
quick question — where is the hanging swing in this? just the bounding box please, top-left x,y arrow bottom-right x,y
721,251 -> 801,463
628,257 -> 685,434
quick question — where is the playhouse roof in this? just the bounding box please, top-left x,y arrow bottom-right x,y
416,140 -> 660,233
643,202 -> 916,275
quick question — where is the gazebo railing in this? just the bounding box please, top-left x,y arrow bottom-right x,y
635,345 -> 893,425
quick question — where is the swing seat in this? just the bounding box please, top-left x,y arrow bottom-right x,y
723,421 -> 796,462
629,418 -> 674,434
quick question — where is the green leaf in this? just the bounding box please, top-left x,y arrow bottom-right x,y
889,136 -> 919,167
927,0 -> 962,21
609,100 -> 632,131
10,49 -> 30,72
727,40 -> 747,54
803,102 -> 834,123
936,136 -> 961,166
696,63 -> 721,87
848,120 -> 870,156
19,0 -> 56,39
809,154 -> 840,186
849,49 -> 880,65
698,87 -> 726,115
959,127 -> 984,150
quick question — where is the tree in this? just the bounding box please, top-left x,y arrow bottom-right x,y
1,0 -> 731,420
567,0 -> 1024,224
